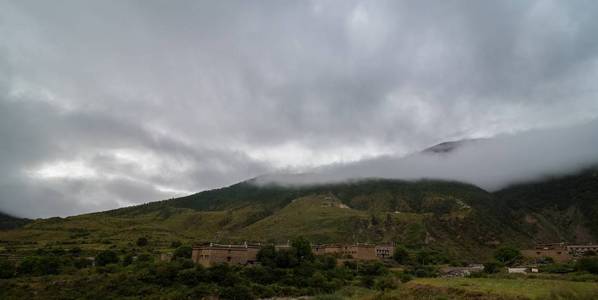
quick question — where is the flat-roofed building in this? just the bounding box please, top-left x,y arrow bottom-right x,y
522,243 -> 573,263
566,244 -> 598,257
375,244 -> 395,259
192,243 -> 260,267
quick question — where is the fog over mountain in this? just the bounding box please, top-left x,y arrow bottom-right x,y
257,119 -> 598,191
2,1 -> 598,218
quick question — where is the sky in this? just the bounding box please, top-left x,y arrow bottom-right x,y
1,0 -> 598,218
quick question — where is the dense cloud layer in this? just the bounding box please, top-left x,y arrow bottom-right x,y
1,1 -> 598,217
257,120 -> 598,190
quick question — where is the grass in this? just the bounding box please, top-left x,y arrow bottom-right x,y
410,277 -> 598,299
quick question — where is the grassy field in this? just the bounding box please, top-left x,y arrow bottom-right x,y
410,277 -> 598,299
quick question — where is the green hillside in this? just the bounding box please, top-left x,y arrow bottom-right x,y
496,168 -> 598,244
0,212 -> 30,230
1,170 -> 597,261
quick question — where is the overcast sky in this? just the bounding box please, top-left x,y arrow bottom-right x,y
1,1 -> 598,218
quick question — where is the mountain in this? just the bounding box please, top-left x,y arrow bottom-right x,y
0,211 -> 30,230
0,141 -> 596,261
422,139 -> 482,154
496,168 -> 598,244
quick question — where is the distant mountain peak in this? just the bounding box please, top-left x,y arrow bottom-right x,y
422,139 -> 483,154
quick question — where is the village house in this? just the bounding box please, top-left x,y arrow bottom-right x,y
191,242 -> 260,267
566,244 -> 598,257
312,243 -> 379,260
375,244 -> 395,259
521,243 -> 571,263
522,243 -> 598,263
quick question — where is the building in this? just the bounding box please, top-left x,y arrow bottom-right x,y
311,243 -> 379,260
191,243 -> 260,267
566,244 -> 598,257
191,242 -> 395,267
375,244 -> 395,259
521,243 -> 571,263
522,243 -> 598,263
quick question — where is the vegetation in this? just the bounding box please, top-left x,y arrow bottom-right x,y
2,170 -> 598,298
411,277 -> 598,300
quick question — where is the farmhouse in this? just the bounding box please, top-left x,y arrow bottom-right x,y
521,243 -> 571,263
191,242 -> 260,267
191,242 -> 395,266
522,243 -> 598,263
566,244 -> 598,257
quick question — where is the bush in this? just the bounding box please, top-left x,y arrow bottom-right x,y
173,245 -> 192,260
483,261 -> 502,274
96,250 -> 119,266
170,240 -> 182,248
541,263 -> 575,274
137,237 -> 149,247
392,245 -> 409,264
18,256 -> 61,276
122,254 -> 134,266
576,257 -> 598,274
494,247 -> 521,266
0,259 -> 16,278
399,272 -> 413,283
256,245 -> 277,267
292,237 -> 314,262
219,285 -> 255,300
74,257 -> 93,269
374,275 -> 398,290
137,253 -> 154,263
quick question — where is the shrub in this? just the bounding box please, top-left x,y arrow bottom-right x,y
122,254 -> 134,266
173,245 -> 192,260
137,253 -> 154,263
576,257 -> 598,274
256,245 -> 277,267
18,256 -> 61,276
374,275 -> 398,290
69,247 -> 82,257
483,261 -> 502,274
137,237 -> 149,247
74,257 -> 93,269
0,259 -> 16,278
170,240 -> 182,248
219,285 -> 255,300
541,263 -> 575,274
292,237 -> 314,262
96,250 -> 119,266
399,272 -> 413,283
494,247 -> 521,266
392,245 -> 409,264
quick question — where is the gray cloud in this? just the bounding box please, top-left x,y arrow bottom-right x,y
257,119 -> 598,191
1,0 -> 598,217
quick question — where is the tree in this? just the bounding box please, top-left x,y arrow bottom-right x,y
96,250 -> 119,266
173,245 -> 193,260
291,237 -> 314,262
256,245 -> 277,268
0,260 -> 15,279
392,245 -> 409,264
576,257 -> 598,274
494,247 -> 521,266
170,240 -> 182,248
483,261 -> 501,274
18,256 -> 61,276
122,254 -> 134,266
137,237 -> 149,247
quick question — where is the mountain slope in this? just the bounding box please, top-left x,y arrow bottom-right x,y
0,212 -> 30,230
1,169 -> 597,261
496,168 -> 598,244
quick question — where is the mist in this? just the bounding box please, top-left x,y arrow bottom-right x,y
256,119 -> 598,191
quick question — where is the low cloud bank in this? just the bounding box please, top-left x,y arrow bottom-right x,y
256,119 -> 598,191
